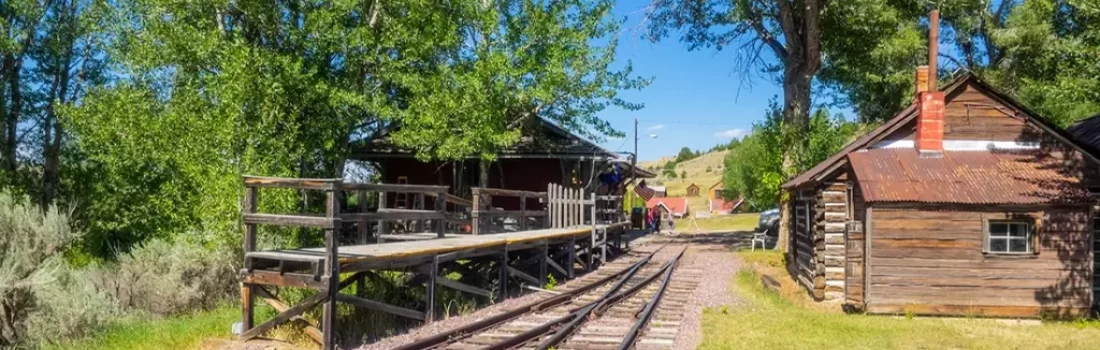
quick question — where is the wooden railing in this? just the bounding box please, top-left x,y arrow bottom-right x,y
470,188 -> 549,235
241,176 -> 453,246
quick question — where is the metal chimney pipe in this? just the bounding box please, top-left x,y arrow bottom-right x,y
928,9 -> 939,92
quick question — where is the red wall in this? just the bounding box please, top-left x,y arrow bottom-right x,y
377,158 -> 571,210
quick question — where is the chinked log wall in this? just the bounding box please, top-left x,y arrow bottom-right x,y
791,190 -> 817,298
817,182 -> 848,301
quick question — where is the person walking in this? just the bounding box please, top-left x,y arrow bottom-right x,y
653,211 -> 662,234
644,208 -> 654,233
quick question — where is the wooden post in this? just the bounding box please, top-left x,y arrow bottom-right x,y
519,193 -> 528,231
472,188 -> 481,235
567,237 -> 576,279
593,192 -> 603,264
435,190 -> 446,238
357,191 -> 368,244
539,243 -> 548,287
357,190 -> 368,298
567,186 -> 574,227
426,254 -> 438,323
415,193 -> 425,232
241,185 -> 258,332
547,184 -> 555,228
498,247 -> 509,301
378,189 -> 389,243
322,184 -> 341,350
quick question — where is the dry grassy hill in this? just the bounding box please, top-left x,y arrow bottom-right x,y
639,150 -> 728,214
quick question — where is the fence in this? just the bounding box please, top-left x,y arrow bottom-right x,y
470,188 -> 549,235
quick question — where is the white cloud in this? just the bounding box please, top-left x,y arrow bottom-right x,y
647,124 -> 665,131
714,128 -> 747,139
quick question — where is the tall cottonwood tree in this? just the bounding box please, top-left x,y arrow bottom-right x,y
0,0 -> 106,206
644,0 -> 824,132
62,0 -> 646,255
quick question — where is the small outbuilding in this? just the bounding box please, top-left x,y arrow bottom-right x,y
686,183 -> 700,197
782,72 -> 1100,318
647,197 -> 689,219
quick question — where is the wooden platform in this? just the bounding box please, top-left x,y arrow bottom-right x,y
247,223 -> 628,266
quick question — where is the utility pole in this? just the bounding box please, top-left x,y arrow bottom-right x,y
630,118 -> 637,209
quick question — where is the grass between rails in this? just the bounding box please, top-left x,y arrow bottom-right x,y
701,250 -> 1100,350
43,305 -> 239,350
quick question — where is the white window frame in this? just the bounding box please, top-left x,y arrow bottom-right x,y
985,220 -> 1033,254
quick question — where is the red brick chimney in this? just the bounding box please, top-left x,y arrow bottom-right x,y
916,9 -> 944,156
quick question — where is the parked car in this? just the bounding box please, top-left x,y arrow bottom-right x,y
757,208 -> 780,236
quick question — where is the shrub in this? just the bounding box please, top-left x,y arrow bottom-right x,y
23,268 -> 119,345
83,236 -> 238,316
0,193 -> 80,347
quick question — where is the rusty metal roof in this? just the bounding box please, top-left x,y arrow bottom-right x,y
849,148 -> 1091,204
784,73 -> 1100,190
781,75 -> 975,190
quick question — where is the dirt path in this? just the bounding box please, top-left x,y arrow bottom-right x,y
668,232 -> 747,350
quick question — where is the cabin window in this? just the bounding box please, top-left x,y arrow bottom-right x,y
985,221 -> 1032,254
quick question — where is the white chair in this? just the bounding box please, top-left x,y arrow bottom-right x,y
751,230 -> 769,251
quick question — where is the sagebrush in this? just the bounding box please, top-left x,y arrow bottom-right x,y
0,193 -> 79,347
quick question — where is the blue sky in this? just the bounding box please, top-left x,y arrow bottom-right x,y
596,0 -> 853,161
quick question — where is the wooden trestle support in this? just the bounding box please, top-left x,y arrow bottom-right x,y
237,176 -> 628,350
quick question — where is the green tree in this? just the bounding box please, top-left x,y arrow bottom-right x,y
60,0 -> 646,255
662,161 -> 678,178
645,0 -> 827,132
724,104 -> 857,210
989,0 -> 1100,125
674,146 -> 696,163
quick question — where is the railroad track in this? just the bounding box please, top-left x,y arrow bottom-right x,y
393,242 -> 700,350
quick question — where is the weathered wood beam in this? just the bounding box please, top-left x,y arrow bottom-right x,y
241,289 -> 328,340
254,288 -> 323,344
435,276 -> 492,298
241,270 -> 324,289
546,256 -> 567,277
506,266 -> 541,286
341,182 -> 449,193
243,176 -> 340,190
335,294 -> 426,320
341,210 -> 446,221
243,213 -> 338,228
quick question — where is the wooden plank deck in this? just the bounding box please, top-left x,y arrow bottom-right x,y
247,223 -> 627,264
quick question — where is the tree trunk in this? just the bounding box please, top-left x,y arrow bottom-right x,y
3,53 -> 20,178
478,159 -> 489,188
43,1 -> 78,207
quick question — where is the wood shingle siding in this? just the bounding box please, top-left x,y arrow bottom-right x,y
865,206 -> 1094,317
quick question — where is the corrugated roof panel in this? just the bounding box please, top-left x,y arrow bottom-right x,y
849,149 -> 1091,204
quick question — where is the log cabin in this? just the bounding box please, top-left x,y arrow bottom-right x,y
781,71 -> 1100,318
348,117 -> 655,210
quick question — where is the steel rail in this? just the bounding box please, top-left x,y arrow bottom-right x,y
391,245 -> 667,350
617,250 -> 680,350
512,246 -> 687,350
483,250 -> 654,350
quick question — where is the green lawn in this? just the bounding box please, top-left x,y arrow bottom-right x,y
43,305 -> 239,350
701,266 -> 1100,349
687,213 -> 757,232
